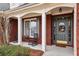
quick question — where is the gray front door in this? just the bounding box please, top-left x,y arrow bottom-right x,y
53,16 -> 72,45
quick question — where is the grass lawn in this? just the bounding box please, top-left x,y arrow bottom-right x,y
0,45 -> 31,56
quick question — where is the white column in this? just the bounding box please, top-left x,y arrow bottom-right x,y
42,12 -> 46,52
74,4 -> 77,56
18,17 -> 22,45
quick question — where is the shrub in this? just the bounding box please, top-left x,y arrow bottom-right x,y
0,45 -> 31,56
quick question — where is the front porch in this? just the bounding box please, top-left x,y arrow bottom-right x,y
6,3 -> 76,56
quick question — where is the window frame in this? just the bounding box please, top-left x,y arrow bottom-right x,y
24,18 -> 39,38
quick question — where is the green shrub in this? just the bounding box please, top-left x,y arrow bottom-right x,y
0,45 -> 31,56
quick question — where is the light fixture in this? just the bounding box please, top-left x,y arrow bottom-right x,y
59,8 -> 62,12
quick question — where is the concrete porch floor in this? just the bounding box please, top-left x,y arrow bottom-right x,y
21,42 -> 42,50
9,42 -> 42,50
43,45 -> 74,56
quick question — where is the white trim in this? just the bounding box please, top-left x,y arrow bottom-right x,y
6,16 -> 18,19
5,3 -> 43,15
18,17 -> 22,45
74,4 -> 77,56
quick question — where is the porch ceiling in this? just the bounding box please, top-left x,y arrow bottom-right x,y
47,7 -> 74,15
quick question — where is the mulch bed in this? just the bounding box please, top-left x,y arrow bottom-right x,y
30,49 -> 44,56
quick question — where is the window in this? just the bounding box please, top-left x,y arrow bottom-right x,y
25,21 -> 30,37
24,18 -> 39,38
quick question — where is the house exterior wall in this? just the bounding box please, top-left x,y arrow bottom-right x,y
46,14 -> 52,45
38,14 -> 52,45
9,19 -> 18,42
9,14 -> 74,46
38,16 -> 42,44
37,14 -> 52,45
77,3 -> 79,56
4,3 -> 76,55
0,32 -> 3,44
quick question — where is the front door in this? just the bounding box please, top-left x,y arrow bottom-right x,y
53,15 -> 72,45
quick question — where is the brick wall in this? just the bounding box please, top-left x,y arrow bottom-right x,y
9,19 -> 18,42
46,14 -> 52,45
77,3 -> 79,56
38,16 -> 42,44
0,34 -> 3,45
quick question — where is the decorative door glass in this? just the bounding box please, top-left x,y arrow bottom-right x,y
53,15 -> 72,45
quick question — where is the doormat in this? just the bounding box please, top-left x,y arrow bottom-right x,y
56,44 -> 67,48
56,40 -> 67,44
56,40 -> 67,47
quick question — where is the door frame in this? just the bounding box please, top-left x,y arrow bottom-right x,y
51,13 -> 74,47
